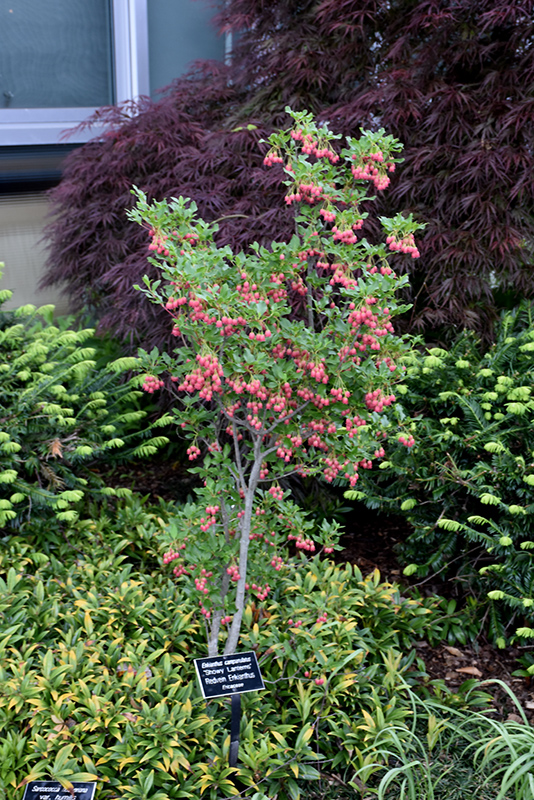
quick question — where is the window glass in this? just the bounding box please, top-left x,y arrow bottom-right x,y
147,0 -> 224,94
1,0 -> 114,108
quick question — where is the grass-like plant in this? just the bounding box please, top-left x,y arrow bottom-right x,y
351,681 -> 534,800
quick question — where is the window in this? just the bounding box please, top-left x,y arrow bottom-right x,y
0,0 -> 224,146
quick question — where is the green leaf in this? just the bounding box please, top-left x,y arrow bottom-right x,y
0,470 -> 17,484
506,402 -> 526,415
508,505 -> 526,515
104,438 -> 125,449
437,519 -> 462,532
107,356 -> 141,372
484,441 -> 505,453
515,627 -> 534,638
480,493 -> 502,506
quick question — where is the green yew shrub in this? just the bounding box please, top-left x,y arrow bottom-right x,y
0,283 -> 169,527
348,304 -> 534,647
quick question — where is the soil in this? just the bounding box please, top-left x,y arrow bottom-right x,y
104,457 -> 534,723
336,503 -> 534,723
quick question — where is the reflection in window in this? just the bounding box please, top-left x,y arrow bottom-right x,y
1,0 -> 114,108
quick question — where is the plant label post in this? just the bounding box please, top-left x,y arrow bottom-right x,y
22,782 -> 96,800
194,651 -> 265,766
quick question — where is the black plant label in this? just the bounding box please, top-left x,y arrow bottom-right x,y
194,650 -> 265,698
22,783 -> 96,800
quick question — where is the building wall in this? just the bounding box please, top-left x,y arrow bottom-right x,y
0,193 -> 69,312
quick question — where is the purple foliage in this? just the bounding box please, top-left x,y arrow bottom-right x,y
43,0 -> 534,345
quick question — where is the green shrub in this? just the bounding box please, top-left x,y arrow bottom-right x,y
0,285 -> 169,527
0,494 -> 472,800
348,304 -> 534,646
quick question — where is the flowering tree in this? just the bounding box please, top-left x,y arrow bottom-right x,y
128,108 -> 422,656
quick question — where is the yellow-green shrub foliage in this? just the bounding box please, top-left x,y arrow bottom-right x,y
0,496 -> 453,800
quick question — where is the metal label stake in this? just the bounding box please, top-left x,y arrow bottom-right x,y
193,651 -> 265,767
229,692 -> 241,767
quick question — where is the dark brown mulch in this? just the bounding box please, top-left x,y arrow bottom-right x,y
97,457 -> 201,504
102,459 -> 534,721
336,502 -> 534,722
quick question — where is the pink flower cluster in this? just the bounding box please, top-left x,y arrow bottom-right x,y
186,444 -> 201,460
332,226 -> 358,245
320,208 -> 336,223
351,151 -> 395,190
198,601 -> 211,620
328,263 -> 358,290
227,564 -> 241,582
271,556 -> 285,571
179,352 -> 223,400
166,295 -> 187,310
368,264 -> 395,277
308,418 -> 336,435
310,362 -> 329,383
386,234 -> 420,258
323,455 -> 345,482
247,582 -> 271,601
269,485 -> 284,500
347,301 -> 394,342
398,433 -> 416,447
330,387 -> 350,404
163,544 -> 186,565
142,374 -> 164,393
290,128 -> 339,163
195,568 -> 213,594
365,389 -> 396,413
263,150 -> 284,166
288,532 -> 315,552
276,444 -> 293,462
345,415 -> 367,438
248,330 -> 271,342
267,272 -> 288,304
199,505 -> 219,532
148,229 -> 170,256
285,182 -> 325,205
236,275 -> 263,304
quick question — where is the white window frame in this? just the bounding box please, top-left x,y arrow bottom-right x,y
0,0 -> 150,146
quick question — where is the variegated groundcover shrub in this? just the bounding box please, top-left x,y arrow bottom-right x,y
0,281 -> 169,528
348,304 -> 534,650
0,495 -> 465,800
